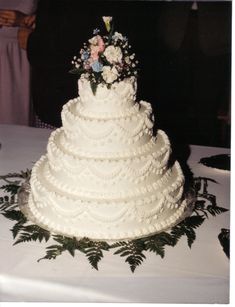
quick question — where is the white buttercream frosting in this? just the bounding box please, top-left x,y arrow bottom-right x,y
78,76 -> 137,114
28,77 -> 188,241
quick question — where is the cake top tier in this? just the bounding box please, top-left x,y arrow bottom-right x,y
70,17 -> 138,95
78,76 -> 137,113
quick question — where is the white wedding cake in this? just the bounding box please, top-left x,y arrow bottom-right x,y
27,18 -> 188,241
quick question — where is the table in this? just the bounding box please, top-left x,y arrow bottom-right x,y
0,124 -> 230,303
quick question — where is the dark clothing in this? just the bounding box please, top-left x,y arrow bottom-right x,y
157,1 -> 231,57
155,1 -> 231,146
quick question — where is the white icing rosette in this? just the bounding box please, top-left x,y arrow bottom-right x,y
102,66 -> 119,84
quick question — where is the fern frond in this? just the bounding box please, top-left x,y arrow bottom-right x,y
13,224 -> 50,245
0,184 -> 20,195
207,205 -> 228,216
37,245 -> 65,262
113,241 -> 146,272
2,210 -> 26,223
83,241 -> 110,270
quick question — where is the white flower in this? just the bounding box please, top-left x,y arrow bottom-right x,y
102,16 -> 112,23
88,36 -> 99,45
112,31 -> 123,41
102,16 -> 113,32
103,45 -> 123,63
102,66 -> 119,84
125,56 -> 131,64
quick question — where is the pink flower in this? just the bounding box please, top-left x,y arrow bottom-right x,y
90,45 -> 100,61
97,36 -> 105,52
89,36 -> 105,62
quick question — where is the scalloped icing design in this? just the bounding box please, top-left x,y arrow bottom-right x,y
78,76 -> 137,113
64,98 -> 141,121
27,193 -> 188,241
32,155 -> 183,201
47,128 -> 170,160
27,151 -> 186,241
27,78 -> 189,241
45,129 -> 172,193
61,99 -> 153,150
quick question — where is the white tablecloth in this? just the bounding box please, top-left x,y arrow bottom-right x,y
0,124 -> 230,303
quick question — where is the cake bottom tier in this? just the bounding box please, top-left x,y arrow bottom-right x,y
25,159 -> 189,241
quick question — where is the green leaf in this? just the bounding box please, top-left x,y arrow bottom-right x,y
193,178 -> 202,193
143,231 -> 176,257
114,245 -> 130,255
66,237 -> 79,257
77,237 -> 94,252
218,228 -> 230,258
183,215 -> 205,229
90,82 -> 98,95
13,232 -> 33,245
82,241 -> 110,270
171,215 -> 205,248
194,200 -> 206,210
107,21 -> 115,44
37,245 -> 65,262
11,220 -> 27,239
185,227 -> 196,248
85,247 -> 103,270
0,184 -> 20,195
125,252 -> 146,273
13,224 -> 50,245
110,241 -> 127,249
99,54 -> 110,66
145,239 -> 165,258
113,241 -> 146,272
52,235 -> 67,244
69,67 -> 85,75
207,205 -> 228,216
0,172 -> 24,181
0,199 -> 18,212
2,210 -> 26,222
53,235 -> 80,256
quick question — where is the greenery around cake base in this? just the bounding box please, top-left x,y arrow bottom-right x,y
0,171 -> 228,272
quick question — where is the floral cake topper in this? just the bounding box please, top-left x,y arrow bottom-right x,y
70,17 -> 138,94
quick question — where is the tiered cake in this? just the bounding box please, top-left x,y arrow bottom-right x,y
27,18 -> 188,241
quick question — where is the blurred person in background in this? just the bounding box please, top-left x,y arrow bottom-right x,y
0,0 -> 38,126
155,1 -> 231,147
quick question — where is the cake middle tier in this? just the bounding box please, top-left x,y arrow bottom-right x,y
46,128 -> 173,196
61,98 -> 155,152
31,151 -> 184,202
